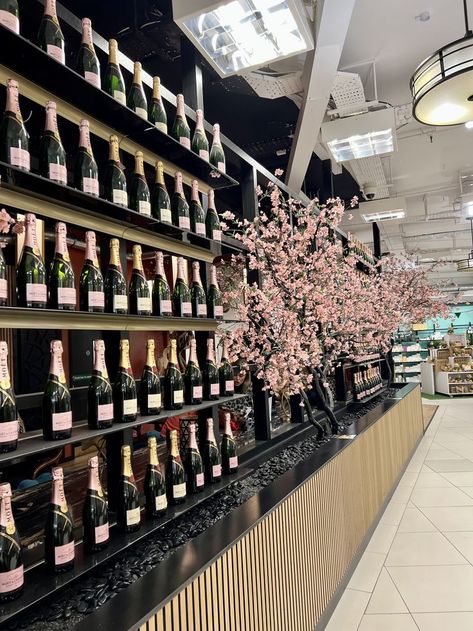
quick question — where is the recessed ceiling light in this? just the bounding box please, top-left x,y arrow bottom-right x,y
362,210 -> 405,223
465,120 -> 473,129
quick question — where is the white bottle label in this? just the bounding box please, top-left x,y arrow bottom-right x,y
0,420 -> 19,444
112,189 -> 128,206
160,299 -> 172,315
138,200 -> 151,217
173,482 -> 186,498
155,122 -> 167,134
88,291 -> 104,308
225,380 -> 234,392
179,216 -> 190,230
212,464 -> 221,478
229,456 -> 238,470
160,208 -> 172,224
195,222 -> 206,236
57,287 -> 76,307
0,564 -> 23,594
173,390 -> 183,404
137,297 -> 151,313
179,137 -> 190,149
26,283 -> 47,303
52,410 -> 72,431
182,302 -> 192,315
196,472 -> 204,487
94,522 -> 109,544
126,507 -> 140,526
49,163 -> 67,184
82,177 -> 99,196
135,107 -> 147,120
54,541 -> 74,565
9,147 -> 30,171
0,279 -> 8,300
84,71 -> 101,88
155,494 -> 167,511
47,44 -> 65,65
97,403 -> 113,421
199,149 -> 209,161
212,229 -> 221,242
0,10 -> 19,33
210,383 -> 220,396
197,303 -> 207,317
148,393 -> 161,409
193,385 -> 202,399
215,305 -> 223,317
217,161 -> 225,173
123,398 -> 137,415
113,294 -> 128,311
113,90 -> 126,105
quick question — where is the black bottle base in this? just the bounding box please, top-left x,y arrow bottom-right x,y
168,496 -> 186,505
0,585 -> 23,602
0,439 -> 18,453
147,508 -> 167,519
48,560 -> 74,574
88,420 -> 113,430
187,485 -> 204,495
43,429 -> 72,441
22,302 -> 47,309
115,415 -> 138,424
140,407 -> 162,417
119,524 -> 141,534
223,466 -> 238,475
84,540 -> 109,554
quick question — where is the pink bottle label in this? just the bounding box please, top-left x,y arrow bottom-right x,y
229,456 -> 238,469
161,299 -> 172,314
195,222 -> 206,236
182,302 -> 192,315
84,71 -> 100,88
199,149 -> 209,161
97,403 -> 113,421
82,177 -> 99,196
212,230 -> 221,242
57,287 -> 76,307
47,44 -> 65,65
215,305 -> 223,317
0,10 -> 19,33
225,380 -> 234,392
88,291 -> 104,308
0,565 -> 23,594
179,137 -> 190,149
52,410 -> 72,431
0,420 -> 19,444
196,472 -> 204,487
49,163 -> 67,184
54,541 -> 74,565
179,216 -> 190,230
210,383 -> 219,395
10,147 -> 30,171
197,304 -> 207,317
212,464 -> 221,478
0,279 -> 7,300
94,522 -> 109,544
193,385 -> 202,399
217,161 -> 225,173
26,283 -> 47,302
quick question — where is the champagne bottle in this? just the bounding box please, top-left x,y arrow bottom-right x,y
38,0 -> 65,65
149,77 -> 167,133
45,467 -> 74,573
0,0 -> 19,33
104,238 -> 128,314
130,151 -> 151,217
104,135 -> 128,207
129,244 -> 151,315
116,445 -> 141,533
203,418 -> 221,483
0,342 -> 18,453
171,171 -> 190,230
113,339 -> 137,423
74,119 -> 99,196
88,339 -> 113,430
163,339 -> 183,410
39,101 -> 67,185
43,340 -> 72,440
16,213 -> 47,308
185,423 -> 205,494
145,436 -> 167,518
205,189 -> 221,242
192,109 -> 209,161
104,39 -> 126,105
184,338 -> 202,405
172,256 -> 191,317
48,222 -> 76,310
79,231 -> 104,312
83,455 -> 109,552
0,247 -> 6,306
189,180 -> 206,236
190,261 -> 207,318
76,18 -> 100,88
0,483 -> 23,601
139,339 -> 161,416
203,339 -> 219,401
127,61 -> 147,120
166,429 -> 186,504
171,94 -> 190,149
210,123 -> 226,173
152,251 -> 172,316
151,161 -> 172,224
207,264 -> 223,320
219,338 -> 234,397
221,412 -> 238,474
0,79 -> 30,170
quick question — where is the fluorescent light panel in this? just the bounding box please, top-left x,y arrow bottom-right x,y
362,210 -> 405,223
327,129 -> 393,162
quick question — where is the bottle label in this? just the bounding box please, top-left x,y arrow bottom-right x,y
52,410 -> 72,431
88,291 -> 105,308
26,283 -> 47,303
197,304 -> 207,317
160,299 -> 172,314
199,149 -> 209,161
94,522 -> 109,544
54,540 -> 74,565
138,200 -> 151,217
148,393 -> 161,409
9,147 -> 30,171
113,90 -> 126,105
179,137 -> 191,150
210,383 -> 219,396
196,472 -> 204,487
229,456 -> 238,469
155,494 -> 167,511
47,44 -> 65,65
193,385 -> 202,399
135,107 -> 147,120
57,287 -> 76,307
126,507 -> 140,525
155,122 -> 167,134
97,403 -> 113,421
217,161 -> 225,173
0,10 -> 19,33
160,208 -> 172,224
49,163 -> 67,184
0,279 -> 7,300
84,71 -> 100,88
173,390 -> 183,404
82,177 -> 99,196
212,229 -> 222,242
195,222 -> 206,236
0,420 -> 19,444
112,189 -> 128,206
225,380 -> 234,392
182,302 -> 192,315
137,297 -> 151,313
0,564 -> 23,594
123,398 -> 137,415
113,294 -> 128,311
173,482 -> 186,498
212,464 -> 221,478
178,216 -> 190,231
215,305 -> 223,317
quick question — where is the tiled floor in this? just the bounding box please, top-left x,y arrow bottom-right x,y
325,397 -> 473,631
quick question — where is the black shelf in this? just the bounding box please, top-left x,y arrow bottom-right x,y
0,394 -> 245,466
0,26 -> 238,191
344,357 -> 385,369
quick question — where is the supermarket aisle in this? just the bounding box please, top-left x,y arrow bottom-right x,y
325,398 -> 473,631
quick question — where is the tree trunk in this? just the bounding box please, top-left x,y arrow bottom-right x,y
384,351 -> 393,387
311,369 -> 340,434
299,390 -> 325,440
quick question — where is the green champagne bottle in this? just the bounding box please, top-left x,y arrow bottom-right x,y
42,340 -> 72,440
219,338 -> 234,396
189,180 -> 206,236
172,256 -> 192,317
184,338 -> 202,405
152,251 -> 172,316
203,339 -> 219,401
221,412 -> 238,474
171,94 -> 190,149
44,467 -> 74,572
0,342 -> 19,454
113,339 -> 137,423
185,422 -> 205,494
0,247 -> 6,306
16,213 -> 47,308
127,62 -> 147,120
39,101 -> 67,185
207,264 -> 223,320
166,429 -> 186,504
82,455 -> 109,552
80,231 -> 104,312
104,238 -> 128,314
105,135 -> 128,207
76,18 -> 101,88
38,0 -> 65,65
171,171 -> 190,230
205,189 -> 221,242
0,0 -> 19,33
104,39 -> 126,105
0,79 -> 30,171
203,417 -> 221,483
145,436 -> 167,518
0,483 -> 23,601
139,339 -> 161,416
88,339 -> 113,430
163,340 -> 184,411
116,445 -> 141,532
74,119 -> 99,196
129,244 -> 151,315
209,123 -> 226,173
151,161 -> 172,224
192,109 -> 209,161
48,222 -> 76,310
190,261 -> 207,318
130,151 -> 151,217
149,77 -> 167,133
